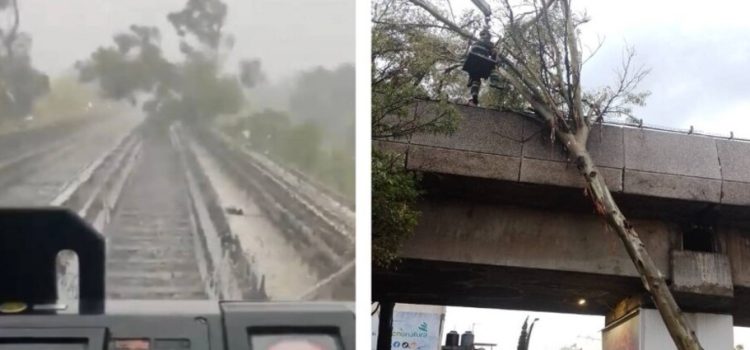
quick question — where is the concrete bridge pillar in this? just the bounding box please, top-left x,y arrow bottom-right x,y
603,307 -> 733,350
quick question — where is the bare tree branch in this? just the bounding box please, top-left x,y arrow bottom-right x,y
3,0 -> 19,58
560,0 -> 585,142
407,0 -> 478,41
372,19 -> 465,32
582,34 -> 605,66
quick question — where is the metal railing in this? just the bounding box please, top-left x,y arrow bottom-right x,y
600,118 -> 750,142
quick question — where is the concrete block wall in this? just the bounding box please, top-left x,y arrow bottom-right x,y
378,102 -> 750,206
403,201 -> 675,279
376,102 -> 750,291
671,251 -> 733,297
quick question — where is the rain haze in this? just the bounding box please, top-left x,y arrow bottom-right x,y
21,0 -> 354,81
0,0 -> 355,304
432,0 -> 750,349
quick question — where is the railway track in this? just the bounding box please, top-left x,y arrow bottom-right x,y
52,128 -> 142,301
243,147 -> 355,236
44,122 -> 215,300
0,117 -> 139,206
0,120 -> 86,162
0,115 -> 142,301
1,116 -> 353,301
55,123 -> 261,300
103,133 -> 208,299
186,125 -> 355,300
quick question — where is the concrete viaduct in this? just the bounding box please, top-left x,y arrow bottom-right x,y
374,102 -> 750,349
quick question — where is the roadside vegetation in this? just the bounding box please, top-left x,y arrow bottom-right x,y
219,64 -> 355,202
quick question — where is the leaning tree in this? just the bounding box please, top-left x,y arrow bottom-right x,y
403,0 -> 702,349
0,0 -> 49,121
516,316 -> 539,350
76,0 -> 245,125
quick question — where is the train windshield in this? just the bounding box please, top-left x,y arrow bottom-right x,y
0,0 -> 354,302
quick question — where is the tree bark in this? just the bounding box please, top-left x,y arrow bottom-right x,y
561,132 -> 703,350
2,0 -> 19,58
376,301 -> 395,350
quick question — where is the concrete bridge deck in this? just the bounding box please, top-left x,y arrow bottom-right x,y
378,103 -> 750,212
374,102 -> 750,327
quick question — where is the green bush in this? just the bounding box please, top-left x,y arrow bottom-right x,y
372,150 -> 420,268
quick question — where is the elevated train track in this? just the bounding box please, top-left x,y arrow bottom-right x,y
0,117 -> 353,301
0,117 -> 138,206
187,125 -> 355,300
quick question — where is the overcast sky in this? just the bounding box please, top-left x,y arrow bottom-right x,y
19,0 -> 354,83
445,307 -> 603,350
441,0 -> 750,138
440,0 -> 750,349
575,0 -> 750,137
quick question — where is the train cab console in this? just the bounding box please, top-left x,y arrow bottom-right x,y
0,209 -> 354,350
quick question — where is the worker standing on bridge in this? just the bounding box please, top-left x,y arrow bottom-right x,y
464,29 -> 497,106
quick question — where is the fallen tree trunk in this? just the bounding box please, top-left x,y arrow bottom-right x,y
562,132 -> 702,350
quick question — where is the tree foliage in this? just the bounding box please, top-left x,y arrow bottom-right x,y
238,58 -> 266,89
247,117 -> 325,173
282,64 -> 356,198
0,53 -> 49,119
168,0 -> 228,51
76,0 -> 246,124
371,0 -> 535,267
372,0 -> 462,267
32,75 -> 99,118
289,64 -> 355,148
372,150 -> 420,268
77,25 -> 172,103
0,0 -> 49,120
372,0 -> 463,139
516,316 -> 538,350
224,108 -> 354,199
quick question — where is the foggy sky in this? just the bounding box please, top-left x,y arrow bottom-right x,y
20,0 -> 354,83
